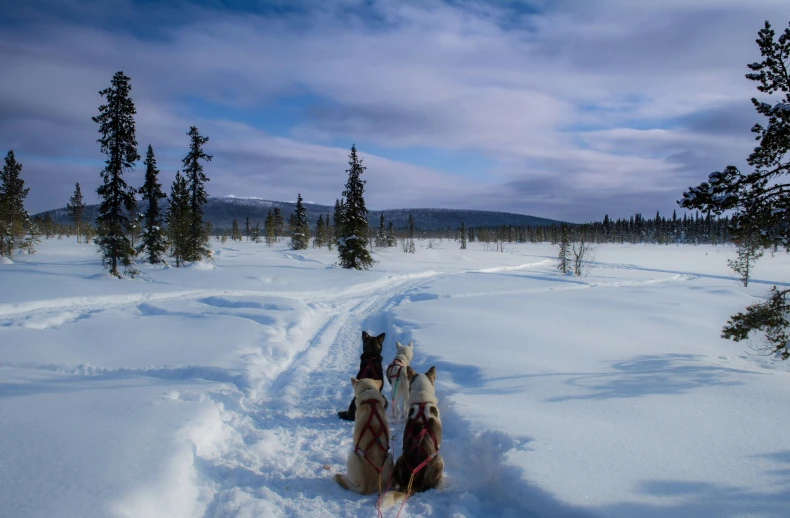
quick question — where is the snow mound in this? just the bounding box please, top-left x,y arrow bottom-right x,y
0,257 -> 13,265
188,261 -> 216,270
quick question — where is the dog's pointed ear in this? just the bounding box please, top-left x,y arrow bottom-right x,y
376,333 -> 386,344
351,377 -> 358,388
374,379 -> 383,390
426,366 -> 436,385
395,340 -> 402,347
407,366 -> 418,383
408,341 -> 413,348
362,331 -> 370,340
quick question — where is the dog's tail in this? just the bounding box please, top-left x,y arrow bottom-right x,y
334,473 -> 352,491
379,490 -> 408,509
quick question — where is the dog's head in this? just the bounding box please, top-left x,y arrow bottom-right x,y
351,377 -> 384,399
361,331 -> 385,355
395,340 -> 414,362
408,366 -> 436,397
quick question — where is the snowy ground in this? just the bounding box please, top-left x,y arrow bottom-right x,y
1,239 -> 789,518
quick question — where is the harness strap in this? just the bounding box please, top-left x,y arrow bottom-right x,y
386,358 -> 404,380
360,357 -> 380,380
403,402 -> 440,477
353,399 -> 390,476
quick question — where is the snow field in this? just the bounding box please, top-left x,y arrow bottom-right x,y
1,239 -> 789,517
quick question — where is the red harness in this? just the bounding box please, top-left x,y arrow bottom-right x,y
403,402 -> 440,477
359,357 -> 380,380
386,358 -> 404,381
353,399 -> 390,475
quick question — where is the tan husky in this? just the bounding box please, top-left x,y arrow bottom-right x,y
386,340 -> 414,420
380,366 -> 443,508
334,378 -> 394,495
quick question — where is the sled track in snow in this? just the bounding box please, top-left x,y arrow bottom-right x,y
188,274 -> 444,517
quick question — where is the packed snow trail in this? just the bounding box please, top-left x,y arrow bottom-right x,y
173,274 -> 442,517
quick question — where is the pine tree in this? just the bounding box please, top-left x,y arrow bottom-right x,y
332,199 -> 343,247
92,72 -> 139,277
291,193 -> 310,250
0,150 -> 32,257
680,19 -> 790,359
138,145 -> 168,264
338,145 -> 373,269
376,213 -> 386,247
387,221 -> 396,247
66,183 -> 86,244
558,224 -> 570,273
460,221 -> 467,249
407,213 -> 416,253
231,219 -> 242,241
324,212 -> 333,250
253,221 -> 261,243
166,171 -> 191,267
315,214 -> 325,248
245,216 -> 251,241
182,126 -> 212,261
272,207 -> 284,241
728,234 -> 764,287
264,209 -> 275,246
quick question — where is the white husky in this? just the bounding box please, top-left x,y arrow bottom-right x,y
385,341 -> 414,420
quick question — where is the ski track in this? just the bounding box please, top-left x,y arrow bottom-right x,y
1,259 -> 718,517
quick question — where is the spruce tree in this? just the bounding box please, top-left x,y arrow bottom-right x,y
231,219 -> 242,241
272,207 -> 284,240
166,171 -> 190,267
0,150 -> 32,257
182,126 -> 212,261
376,213 -> 386,247
66,183 -> 86,244
245,216 -> 250,241
264,209 -> 275,246
291,193 -> 309,250
325,212 -> 333,250
680,20 -> 790,359
728,234 -> 764,287
93,71 -> 139,277
253,221 -> 261,243
338,145 -> 373,269
460,221 -> 467,249
315,214 -> 325,248
332,198 -> 343,247
387,221 -> 396,247
138,145 -> 168,264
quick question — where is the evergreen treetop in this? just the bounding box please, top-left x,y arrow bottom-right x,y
138,145 -> 168,264
338,145 -> 373,269
93,71 -> 139,277
182,126 -> 212,261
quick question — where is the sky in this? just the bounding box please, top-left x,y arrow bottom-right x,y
2,0 -> 790,222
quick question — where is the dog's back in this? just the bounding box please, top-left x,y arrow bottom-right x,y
393,367 -> 443,493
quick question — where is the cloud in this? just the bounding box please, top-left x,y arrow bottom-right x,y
2,0 -> 789,220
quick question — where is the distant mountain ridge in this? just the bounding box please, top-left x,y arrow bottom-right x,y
37,196 -> 561,230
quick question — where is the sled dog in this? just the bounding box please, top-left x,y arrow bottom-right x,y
334,377 -> 394,494
338,331 -> 386,421
386,341 -> 414,420
380,366 -> 443,508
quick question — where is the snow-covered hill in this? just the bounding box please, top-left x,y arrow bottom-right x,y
1,240 -> 788,517
37,195 -> 561,230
